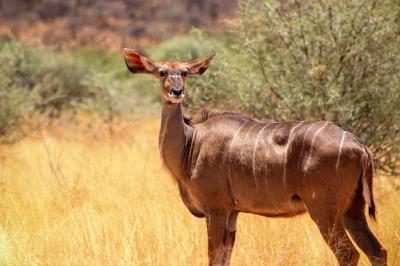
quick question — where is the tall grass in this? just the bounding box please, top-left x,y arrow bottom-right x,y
0,116 -> 399,265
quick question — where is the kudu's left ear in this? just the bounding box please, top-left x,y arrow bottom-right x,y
123,48 -> 158,74
186,52 -> 216,76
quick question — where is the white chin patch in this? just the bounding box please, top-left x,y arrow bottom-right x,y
167,93 -> 184,103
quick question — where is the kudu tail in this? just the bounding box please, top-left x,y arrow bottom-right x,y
361,146 -> 376,221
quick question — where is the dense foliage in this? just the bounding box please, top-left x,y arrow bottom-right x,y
0,42 -> 155,140
186,0 -> 400,174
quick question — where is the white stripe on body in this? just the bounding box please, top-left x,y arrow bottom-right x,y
226,123 -> 248,204
282,122 -> 305,188
227,122 -> 257,192
264,124 -> 280,185
298,124 -> 316,169
229,124 -> 247,153
304,122 -> 330,170
335,131 -> 347,172
228,123 -> 248,166
251,123 -> 273,189
240,123 -> 258,181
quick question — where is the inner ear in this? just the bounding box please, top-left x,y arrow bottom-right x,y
186,53 -> 216,76
123,48 -> 158,74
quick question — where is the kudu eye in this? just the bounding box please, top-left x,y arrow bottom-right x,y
181,70 -> 188,77
159,70 -> 168,77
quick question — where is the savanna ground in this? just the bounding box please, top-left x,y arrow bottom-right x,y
0,115 -> 399,266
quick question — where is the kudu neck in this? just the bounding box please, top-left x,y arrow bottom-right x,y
159,101 -> 192,179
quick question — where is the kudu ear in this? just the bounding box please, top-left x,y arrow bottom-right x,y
186,53 -> 216,76
123,48 -> 158,74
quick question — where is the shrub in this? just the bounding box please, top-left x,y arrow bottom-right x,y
0,83 -> 34,137
189,0 -> 400,174
0,42 -> 41,136
0,41 -> 90,116
0,41 -> 153,139
148,35 -> 216,61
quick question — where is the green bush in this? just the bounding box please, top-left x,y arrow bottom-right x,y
0,42 -> 90,116
0,41 -> 155,139
188,0 -> 400,174
0,83 -> 34,136
148,35 -> 216,61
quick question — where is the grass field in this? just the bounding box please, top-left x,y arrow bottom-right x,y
0,116 -> 399,266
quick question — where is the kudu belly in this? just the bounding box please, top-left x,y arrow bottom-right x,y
222,122 -> 309,217
226,142 -> 307,217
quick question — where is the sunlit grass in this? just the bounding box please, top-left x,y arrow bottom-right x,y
0,116 -> 399,265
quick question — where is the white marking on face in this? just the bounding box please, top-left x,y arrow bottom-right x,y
283,122 -> 305,187
168,74 -> 181,78
304,122 -> 330,170
165,93 -> 184,103
312,191 -> 316,199
335,131 -> 347,172
252,123 -> 272,189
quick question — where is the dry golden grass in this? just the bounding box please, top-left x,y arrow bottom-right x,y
0,116 -> 399,266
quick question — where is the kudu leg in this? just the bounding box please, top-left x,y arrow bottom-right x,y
306,201 -> 359,266
206,211 -> 238,266
344,196 -> 387,266
222,212 -> 238,266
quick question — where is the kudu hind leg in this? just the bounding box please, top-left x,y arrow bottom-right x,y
306,201 -> 359,266
344,196 -> 387,266
206,211 -> 237,266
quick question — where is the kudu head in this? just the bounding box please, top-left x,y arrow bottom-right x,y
123,49 -> 215,104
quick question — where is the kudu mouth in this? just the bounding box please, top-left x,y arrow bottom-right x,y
168,88 -> 185,98
165,87 -> 185,104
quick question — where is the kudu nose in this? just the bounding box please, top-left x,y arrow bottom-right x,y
171,87 -> 183,97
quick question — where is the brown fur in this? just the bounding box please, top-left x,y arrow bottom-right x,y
123,49 -> 387,266
184,109 -> 248,126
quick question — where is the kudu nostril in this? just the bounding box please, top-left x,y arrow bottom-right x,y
171,88 -> 183,96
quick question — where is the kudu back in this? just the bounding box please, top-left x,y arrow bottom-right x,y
123,49 -> 387,266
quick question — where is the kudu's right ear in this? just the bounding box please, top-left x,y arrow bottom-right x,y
123,48 -> 158,74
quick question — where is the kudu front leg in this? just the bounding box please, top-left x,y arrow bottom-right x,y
206,211 -> 238,266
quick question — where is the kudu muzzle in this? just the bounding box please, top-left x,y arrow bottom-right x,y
167,74 -> 185,98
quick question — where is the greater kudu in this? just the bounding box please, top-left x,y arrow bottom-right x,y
123,49 -> 387,266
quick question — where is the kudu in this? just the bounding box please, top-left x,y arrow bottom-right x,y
123,49 -> 387,266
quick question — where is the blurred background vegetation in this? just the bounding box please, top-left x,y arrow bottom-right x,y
0,0 -> 399,174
